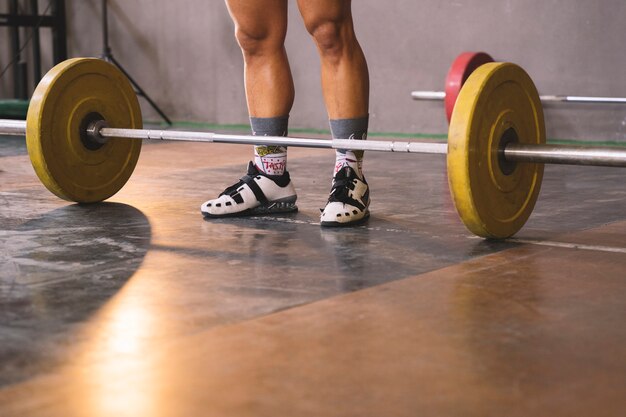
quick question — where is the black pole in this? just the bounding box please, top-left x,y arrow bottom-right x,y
100,0 -> 172,125
9,0 -> 23,98
109,55 -> 173,125
102,0 -> 111,58
51,0 -> 68,63
30,0 -> 42,82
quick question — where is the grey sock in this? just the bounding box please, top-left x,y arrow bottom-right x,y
250,116 -> 289,176
329,115 -> 369,140
330,115 -> 369,161
250,116 -> 289,137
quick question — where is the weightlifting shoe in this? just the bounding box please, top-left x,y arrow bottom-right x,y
201,162 -> 297,218
320,166 -> 370,227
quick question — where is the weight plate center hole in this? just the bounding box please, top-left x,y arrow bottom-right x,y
80,112 -> 110,151
498,127 -> 519,176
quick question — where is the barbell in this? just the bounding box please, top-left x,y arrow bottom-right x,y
411,51 -> 626,123
1,58 -> 625,239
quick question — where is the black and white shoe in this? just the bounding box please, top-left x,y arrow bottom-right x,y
320,166 -> 370,227
201,162 -> 297,218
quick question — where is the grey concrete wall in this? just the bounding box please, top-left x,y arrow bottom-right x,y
4,0 -> 626,142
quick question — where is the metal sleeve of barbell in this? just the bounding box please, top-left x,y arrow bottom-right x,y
0,119 -> 27,136
99,127 -> 449,155
505,143 -> 626,167
410,91 -> 626,105
539,95 -> 626,104
411,91 -> 446,101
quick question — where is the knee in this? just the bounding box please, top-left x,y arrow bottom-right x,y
306,20 -> 350,59
234,26 -> 283,58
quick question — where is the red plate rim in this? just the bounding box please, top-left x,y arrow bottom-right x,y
444,51 -> 494,123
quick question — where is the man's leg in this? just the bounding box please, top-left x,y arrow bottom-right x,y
298,0 -> 370,226
201,0 -> 297,217
226,0 -> 294,118
297,0 -> 369,118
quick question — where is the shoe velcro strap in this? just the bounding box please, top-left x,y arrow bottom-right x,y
241,175 -> 269,204
328,179 -> 368,211
329,194 -> 366,211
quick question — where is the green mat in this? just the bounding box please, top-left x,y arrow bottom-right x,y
0,99 -> 29,119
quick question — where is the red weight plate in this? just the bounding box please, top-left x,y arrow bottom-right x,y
444,51 -> 494,123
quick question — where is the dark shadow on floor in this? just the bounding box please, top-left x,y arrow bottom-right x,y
0,203 -> 151,386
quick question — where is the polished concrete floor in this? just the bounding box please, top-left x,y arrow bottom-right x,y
1,133 -> 626,416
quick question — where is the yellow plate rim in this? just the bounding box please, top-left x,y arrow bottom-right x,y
447,62 -> 546,239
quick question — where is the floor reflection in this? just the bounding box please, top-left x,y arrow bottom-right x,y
70,285 -> 161,417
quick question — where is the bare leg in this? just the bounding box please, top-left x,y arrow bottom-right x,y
297,0 -> 369,119
225,0 -> 294,117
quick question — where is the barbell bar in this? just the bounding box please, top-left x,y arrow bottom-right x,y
1,119 -> 27,136
3,118 -> 626,167
411,51 -> 626,123
411,90 -> 626,105
1,58 -> 625,239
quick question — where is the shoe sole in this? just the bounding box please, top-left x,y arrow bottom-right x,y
202,200 -> 298,219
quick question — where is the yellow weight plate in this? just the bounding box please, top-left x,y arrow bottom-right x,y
26,58 -> 142,203
447,62 -> 546,239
